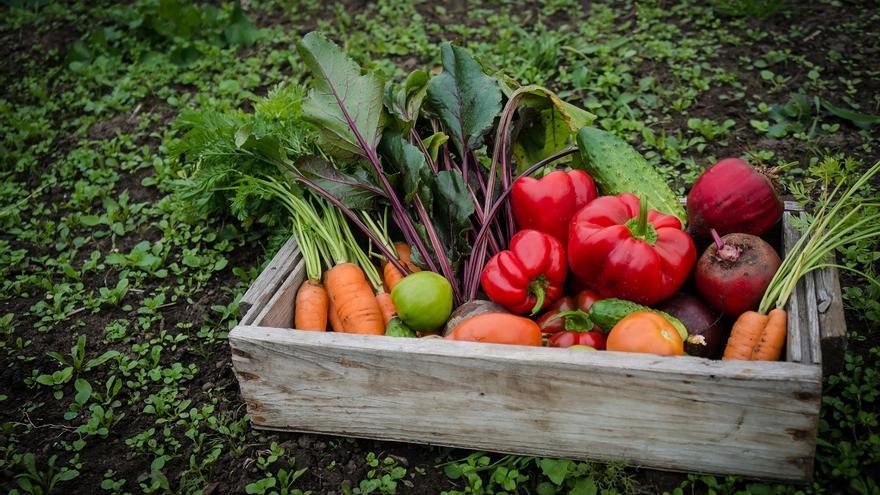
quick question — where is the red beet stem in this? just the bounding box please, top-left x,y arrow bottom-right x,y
711,228 -> 742,262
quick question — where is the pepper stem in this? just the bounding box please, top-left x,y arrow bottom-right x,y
635,197 -> 648,238
529,283 -> 546,315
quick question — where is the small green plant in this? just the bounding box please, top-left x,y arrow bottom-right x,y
13,453 -> 79,495
245,442 -> 311,495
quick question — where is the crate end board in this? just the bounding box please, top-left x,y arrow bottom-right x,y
230,326 -> 821,482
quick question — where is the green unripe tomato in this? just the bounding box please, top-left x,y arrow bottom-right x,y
391,272 -> 453,332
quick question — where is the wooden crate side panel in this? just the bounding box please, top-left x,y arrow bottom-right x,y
252,261 -> 307,328
239,238 -> 301,325
782,212 -> 823,366
230,327 -> 820,481
814,262 -> 847,374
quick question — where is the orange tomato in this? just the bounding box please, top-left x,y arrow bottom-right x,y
606,311 -> 684,356
446,313 -> 542,346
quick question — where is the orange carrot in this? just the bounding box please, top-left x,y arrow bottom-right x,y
294,279 -> 329,331
328,299 -> 343,332
722,311 -> 768,360
750,308 -> 787,361
324,262 -> 384,335
383,242 -> 421,291
376,291 -> 397,326
723,309 -> 787,361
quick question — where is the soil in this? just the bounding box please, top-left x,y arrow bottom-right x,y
1,1 -> 878,494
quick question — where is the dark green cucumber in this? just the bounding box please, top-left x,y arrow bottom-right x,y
576,127 -> 687,225
588,298 -> 688,341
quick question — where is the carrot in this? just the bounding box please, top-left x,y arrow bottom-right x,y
383,242 -> 421,291
324,262 -> 384,335
376,291 -> 397,326
722,311 -> 768,360
750,308 -> 787,360
723,309 -> 787,361
294,279 -> 329,331
328,299 -> 344,332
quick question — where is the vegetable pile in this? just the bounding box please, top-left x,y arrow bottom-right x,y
182,32 -> 880,362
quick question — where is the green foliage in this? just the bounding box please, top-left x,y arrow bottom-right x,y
425,42 -> 503,156
297,31 -> 386,156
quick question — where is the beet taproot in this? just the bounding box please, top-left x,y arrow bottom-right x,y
687,158 -> 783,242
657,293 -> 726,359
695,230 -> 781,317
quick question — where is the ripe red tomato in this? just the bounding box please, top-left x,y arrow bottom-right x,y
549,330 -> 607,349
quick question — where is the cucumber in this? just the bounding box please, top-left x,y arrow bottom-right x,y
588,298 -> 688,341
576,127 -> 687,226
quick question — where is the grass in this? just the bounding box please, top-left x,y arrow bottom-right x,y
1,0 -> 878,493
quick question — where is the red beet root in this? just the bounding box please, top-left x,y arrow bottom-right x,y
687,158 -> 784,242
695,230 -> 782,317
657,293 -> 726,359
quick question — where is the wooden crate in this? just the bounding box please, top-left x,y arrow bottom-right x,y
229,204 -> 845,482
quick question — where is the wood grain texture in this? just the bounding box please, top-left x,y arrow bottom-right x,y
239,238 -> 301,325
252,260 -> 306,329
230,327 -> 821,481
814,263 -> 847,374
782,212 -> 805,363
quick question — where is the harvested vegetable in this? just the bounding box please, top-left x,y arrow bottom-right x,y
383,242 -> 420,291
511,169 -> 597,243
695,230 -> 781,317
385,317 -> 417,338
657,293 -> 725,358
607,311 -> 684,356
687,158 -> 783,241
481,229 -> 567,314
292,215 -> 329,331
568,193 -> 696,305
588,298 -> 688,341
446,313 -> 542,346
549,330 -> 607,349
724,161 -> 880,361
391,272 -> 454,332
576,127 -> 686,224
376,292 -> 397,326
444,300 -> 507,336
325,263 -> 385,335
536,296 -> 575,334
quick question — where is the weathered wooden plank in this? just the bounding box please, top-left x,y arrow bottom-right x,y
804,272 -> 822,366
230,327 -> 820,481
239,237 -> 301,325
814,263 -> 847,374
782,212 -> 804,363
252,260 -> 307,329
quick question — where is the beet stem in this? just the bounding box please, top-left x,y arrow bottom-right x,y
711,228 -> 742,262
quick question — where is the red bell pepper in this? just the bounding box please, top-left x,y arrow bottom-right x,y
549,330 -> 607,349
481,229 -> 567,314
568,193 -> 696,305
511,169 -> 597,243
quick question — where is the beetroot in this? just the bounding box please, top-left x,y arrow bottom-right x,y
687,158 -> 784,242
657,293 -> 726,359
695,230 -> 781,317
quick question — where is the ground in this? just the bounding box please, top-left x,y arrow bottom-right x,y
1,1 -> 879,494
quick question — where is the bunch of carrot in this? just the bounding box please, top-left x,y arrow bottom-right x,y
723,160 -> 880,361
245,176 -> 416,335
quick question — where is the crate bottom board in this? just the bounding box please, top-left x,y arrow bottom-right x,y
231,326 -> 821,482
